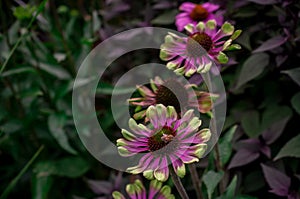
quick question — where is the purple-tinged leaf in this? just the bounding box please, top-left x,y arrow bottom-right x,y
247,0 -> 278,5
274,134 -> 300,160
253,36 -> 288,53
153,1 -> 175,9
234,138 -> 261,152
262,116 -> 291,144
228,149 -> 260,169
261,164 -> 290,197
260,145 -> 271,158
282,68 -> 300,87
288,192 -> 300,199
276,55 -> 288,67
113,172 -> 123,189
87,179 -> 113,195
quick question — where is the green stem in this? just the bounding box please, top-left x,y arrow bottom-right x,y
0,0 -> 48,74
169,166 -> 189,199
0,145 -> 44,199
188,164 -> 204,199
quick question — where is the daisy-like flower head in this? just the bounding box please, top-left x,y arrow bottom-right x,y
128,76 -> 216,120
176,2 -> 223,31
112,179 -> 175,199
160,20 -> 242,76
117,104 -> 211,182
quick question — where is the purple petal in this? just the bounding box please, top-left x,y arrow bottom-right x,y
228,149 -> 260,169
179,2 -> 196,11
261,164 -> 291,197
202,2 -> 220,12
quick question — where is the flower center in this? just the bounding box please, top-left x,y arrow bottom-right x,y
155,79 -> 189,113
189,5 -> 209,21
148,126 -> 176,152
186,32 -> 213,57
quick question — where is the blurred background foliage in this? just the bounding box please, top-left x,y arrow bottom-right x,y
0,0 -> 300,198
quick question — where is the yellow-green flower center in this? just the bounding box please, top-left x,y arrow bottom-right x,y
189,5 -> 208,21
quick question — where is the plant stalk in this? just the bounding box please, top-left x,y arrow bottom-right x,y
188,163 -> 204,199
169,166 -> 189,199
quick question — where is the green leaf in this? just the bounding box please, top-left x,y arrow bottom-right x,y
34,157 -> 90,178
235,53 -> 269,89
32,174 -> 53,199
13,5 -> 36,20
274,134 -> 300,160
219,125 -> 237,165
151,10 -> 177,25
291,92 -> 300,115
97,82 -> 135,95
203,171 -> 224,199
241,111 -> 261,137
225,175 -> 237,198
261,105 -> 292,131
0,67 -> 36,77
48,113 -> 77,154
282,67 -> 300,87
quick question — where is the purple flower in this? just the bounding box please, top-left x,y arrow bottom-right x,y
175,2 -> 223,31
112,179 -> 175,199
117,104 -> 211,181
128,77 -> 216,120
160,20 -> 241,76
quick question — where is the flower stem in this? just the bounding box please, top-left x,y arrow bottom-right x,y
169,166 -> 189,199
188,164 -> 203,199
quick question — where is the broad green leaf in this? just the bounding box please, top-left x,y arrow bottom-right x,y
291,92 -> 300,115
282,68 -> 300,87
274,134 -> 300,160
151,10 -> 177,25
48,113 -> 77,154
225,175 -> 237,198
219,125 -> 237,165
241,111 -> 260,137
261,105 -> 292,131
34,157 -> 90,178
235,53 -> 269,89
203,171 -> 224,199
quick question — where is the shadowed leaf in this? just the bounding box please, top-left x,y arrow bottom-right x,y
235,53 -> 269,89
282,68 -> 300,87
275,134 -> 300,160
203,171 -> 224,199
261,164 -> 290,196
